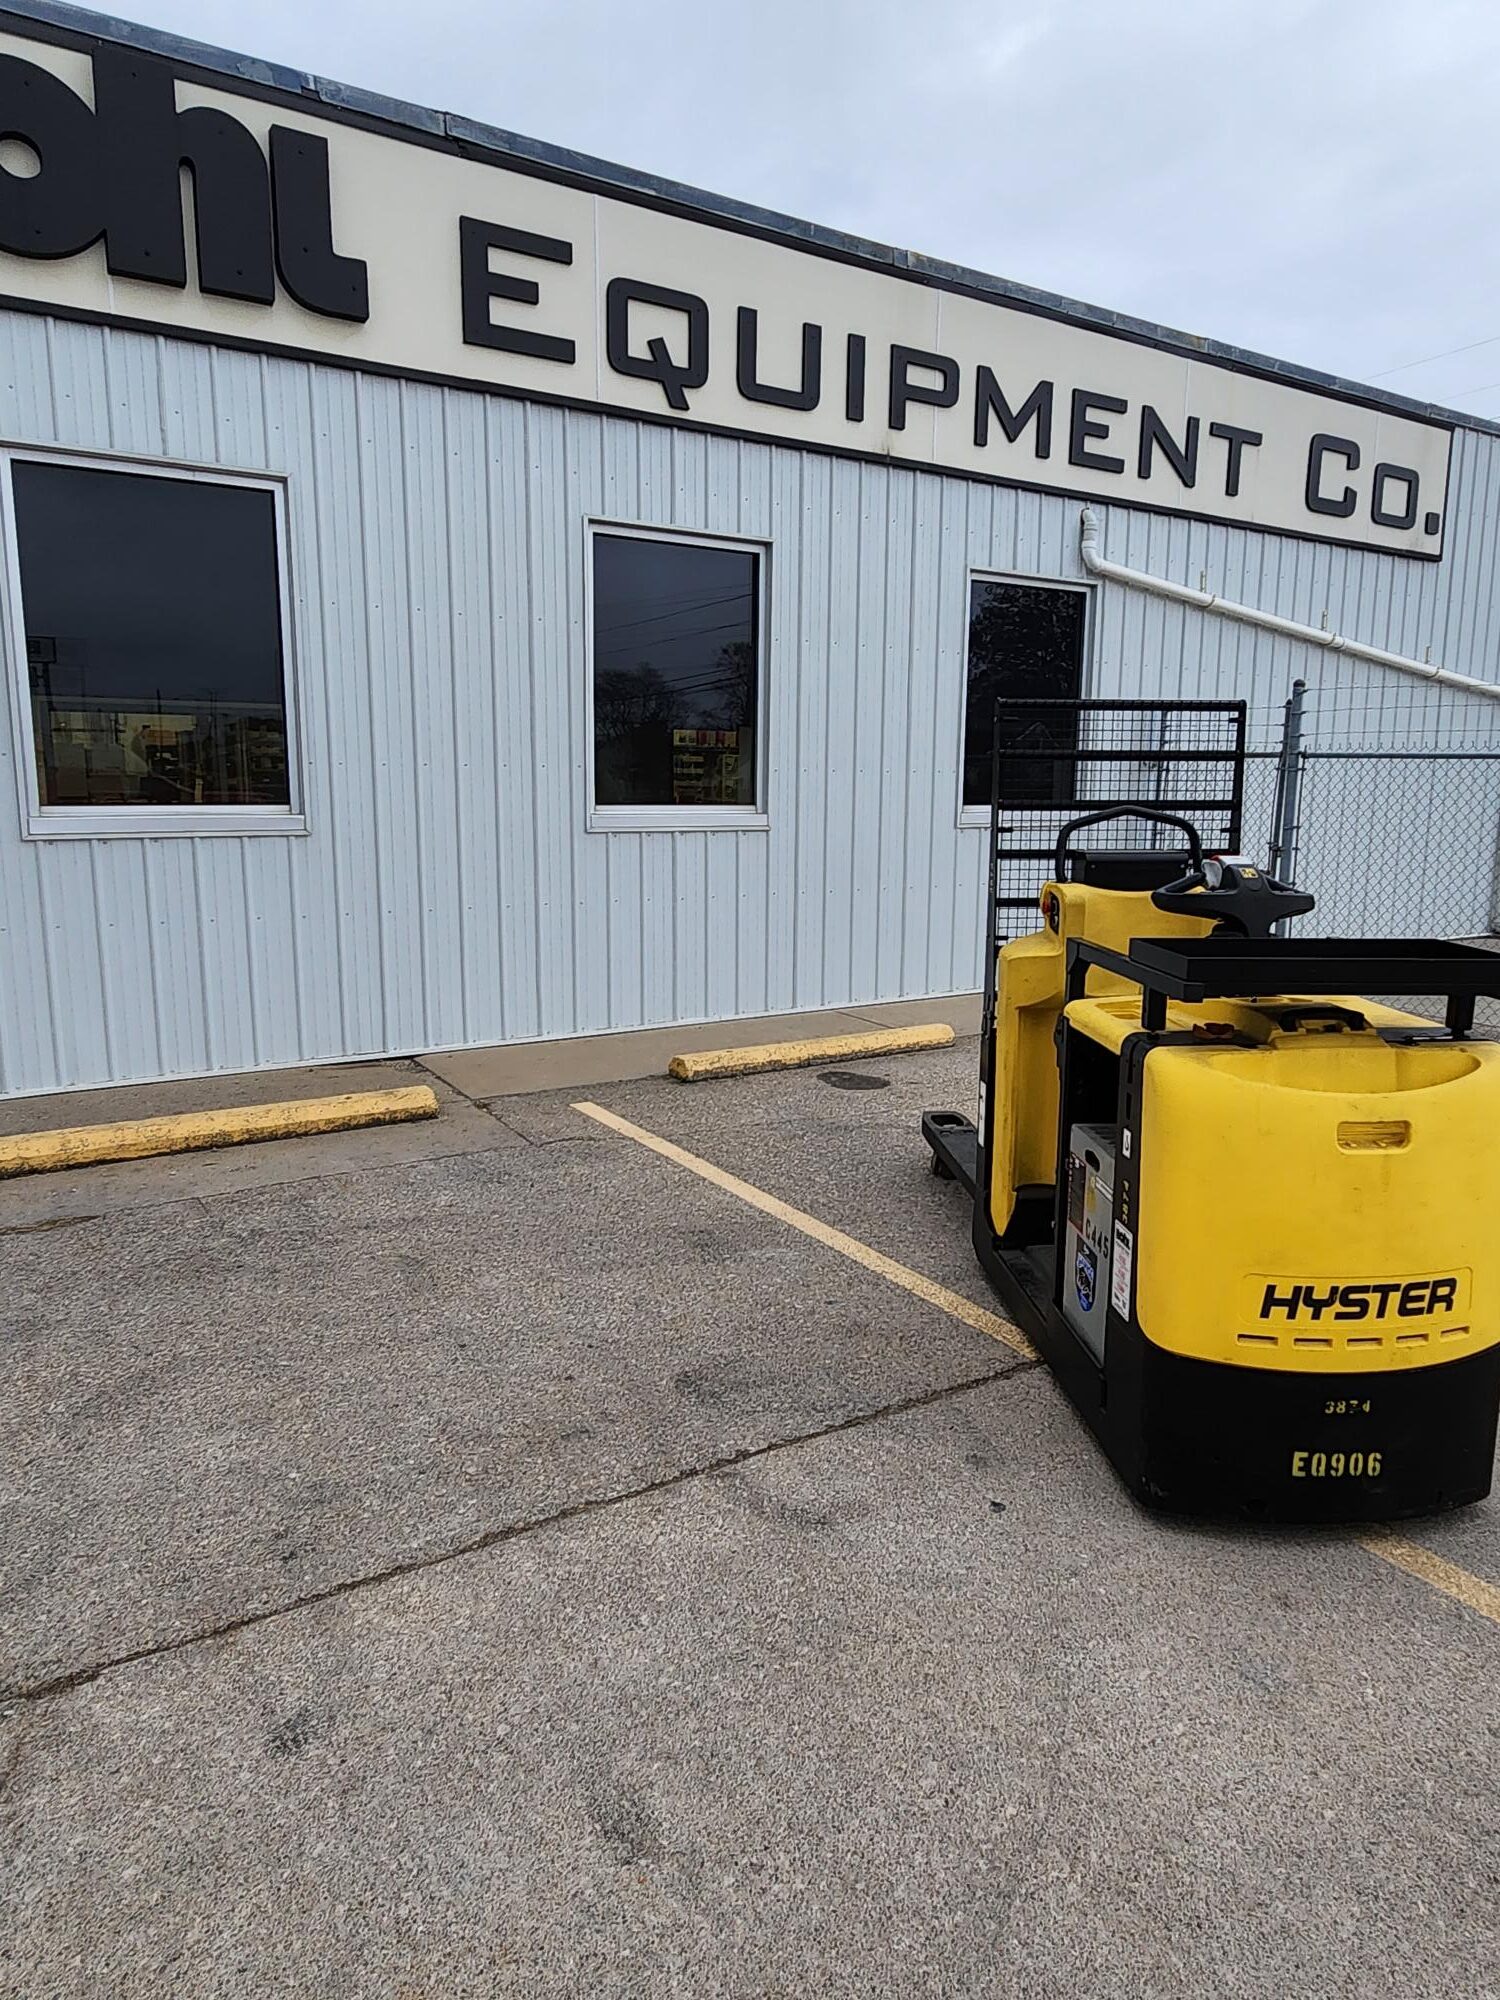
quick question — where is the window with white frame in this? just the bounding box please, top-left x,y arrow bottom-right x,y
962,576 -> 1088,814
4,452 -> 299,835
589,525 -> 764,828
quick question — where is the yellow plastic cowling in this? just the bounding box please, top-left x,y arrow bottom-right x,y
1135,1031 -> 1500,1372
986,882 -> 1211,1236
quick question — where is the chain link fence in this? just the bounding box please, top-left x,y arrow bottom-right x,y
990,683 -> 1500,1030
1251,678 -> 1500,1028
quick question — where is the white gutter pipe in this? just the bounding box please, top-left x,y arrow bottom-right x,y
1077,507 -> 1500,703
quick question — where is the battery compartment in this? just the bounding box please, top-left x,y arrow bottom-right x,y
1054,1022 -> 1125,1363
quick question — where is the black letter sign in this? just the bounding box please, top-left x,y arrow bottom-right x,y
1137,407 -> 1199,488
93,47 -> 274,304
1069,389 -> 1127,473
888,346 -> 959,430
0,53 -> 101,257
1306,434 -> 1360,518
1208,421 -> 1263,498
0,50 -> 368,321
1371,462 -> 1419,530
974,369 -> 1052,456
736,306 -> 820,411
606,277 -> 709,410
460,216 -> 574,362
269,128 -> 368,321
845,333 -> 866,423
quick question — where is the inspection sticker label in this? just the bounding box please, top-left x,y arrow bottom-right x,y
1111,1224 -> 1134,1316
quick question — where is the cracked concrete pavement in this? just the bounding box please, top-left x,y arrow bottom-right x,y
4,1038 -> 1500,1997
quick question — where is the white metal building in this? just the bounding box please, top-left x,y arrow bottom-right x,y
0,0 -> 1495,1099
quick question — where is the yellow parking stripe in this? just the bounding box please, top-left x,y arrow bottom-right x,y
575,1104 -> 1500,1631
1357,1530 -> 1500,1626
572,1099 -> 1035,1359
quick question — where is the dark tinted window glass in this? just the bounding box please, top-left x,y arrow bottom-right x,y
14,461 -> 289,809
592,533 -> 759,809
963,580 -> 1086,807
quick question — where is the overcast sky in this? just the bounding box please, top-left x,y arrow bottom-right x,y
128,0 -> 1500,417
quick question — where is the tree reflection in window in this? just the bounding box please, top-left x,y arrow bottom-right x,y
14,459 -> 289,811
592,533 -> 759,809
963,579 -> 1086,809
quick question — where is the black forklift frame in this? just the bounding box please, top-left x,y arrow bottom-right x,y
928,696 -> 1251,1211
1066,936 -> 1499,1039
983,697 -> 1248,928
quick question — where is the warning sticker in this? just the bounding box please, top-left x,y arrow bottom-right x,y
1110,1223 -> 1134,1316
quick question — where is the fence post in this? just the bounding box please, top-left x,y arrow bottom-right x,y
1269,677 -> 1307,884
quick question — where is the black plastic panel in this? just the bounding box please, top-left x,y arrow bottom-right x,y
1126,934 -> 1500,999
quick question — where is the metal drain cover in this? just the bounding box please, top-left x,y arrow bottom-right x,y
817,1069 -> 890,1090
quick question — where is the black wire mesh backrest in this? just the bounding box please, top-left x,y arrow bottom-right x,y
987,699 -> 1247,946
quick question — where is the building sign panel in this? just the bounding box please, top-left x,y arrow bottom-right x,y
0,27 -> 1452,554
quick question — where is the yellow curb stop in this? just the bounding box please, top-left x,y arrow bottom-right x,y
668,1022 -> 954,1082
0,1085 -> 440,1180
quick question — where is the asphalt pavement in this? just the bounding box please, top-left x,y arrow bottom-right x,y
4,1039 -> 1499,1998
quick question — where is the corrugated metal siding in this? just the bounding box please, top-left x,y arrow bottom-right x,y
0,312 -> 1498,1096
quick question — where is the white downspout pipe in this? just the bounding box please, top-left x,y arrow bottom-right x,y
1077,507 -> 1500,703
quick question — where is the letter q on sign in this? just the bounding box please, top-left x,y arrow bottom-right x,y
605,277 -> 709,411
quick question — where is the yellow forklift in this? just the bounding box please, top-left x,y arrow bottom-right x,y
923,698 -> 1500,1521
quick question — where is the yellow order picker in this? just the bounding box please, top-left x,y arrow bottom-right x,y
923,697 -> 1500,1522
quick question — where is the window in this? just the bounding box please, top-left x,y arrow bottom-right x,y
589,526 -> 764,828
5,453 -> 299,836
962,577 -> 1088,813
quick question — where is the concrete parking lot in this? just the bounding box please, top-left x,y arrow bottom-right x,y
4,1030 -> 1500,1998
